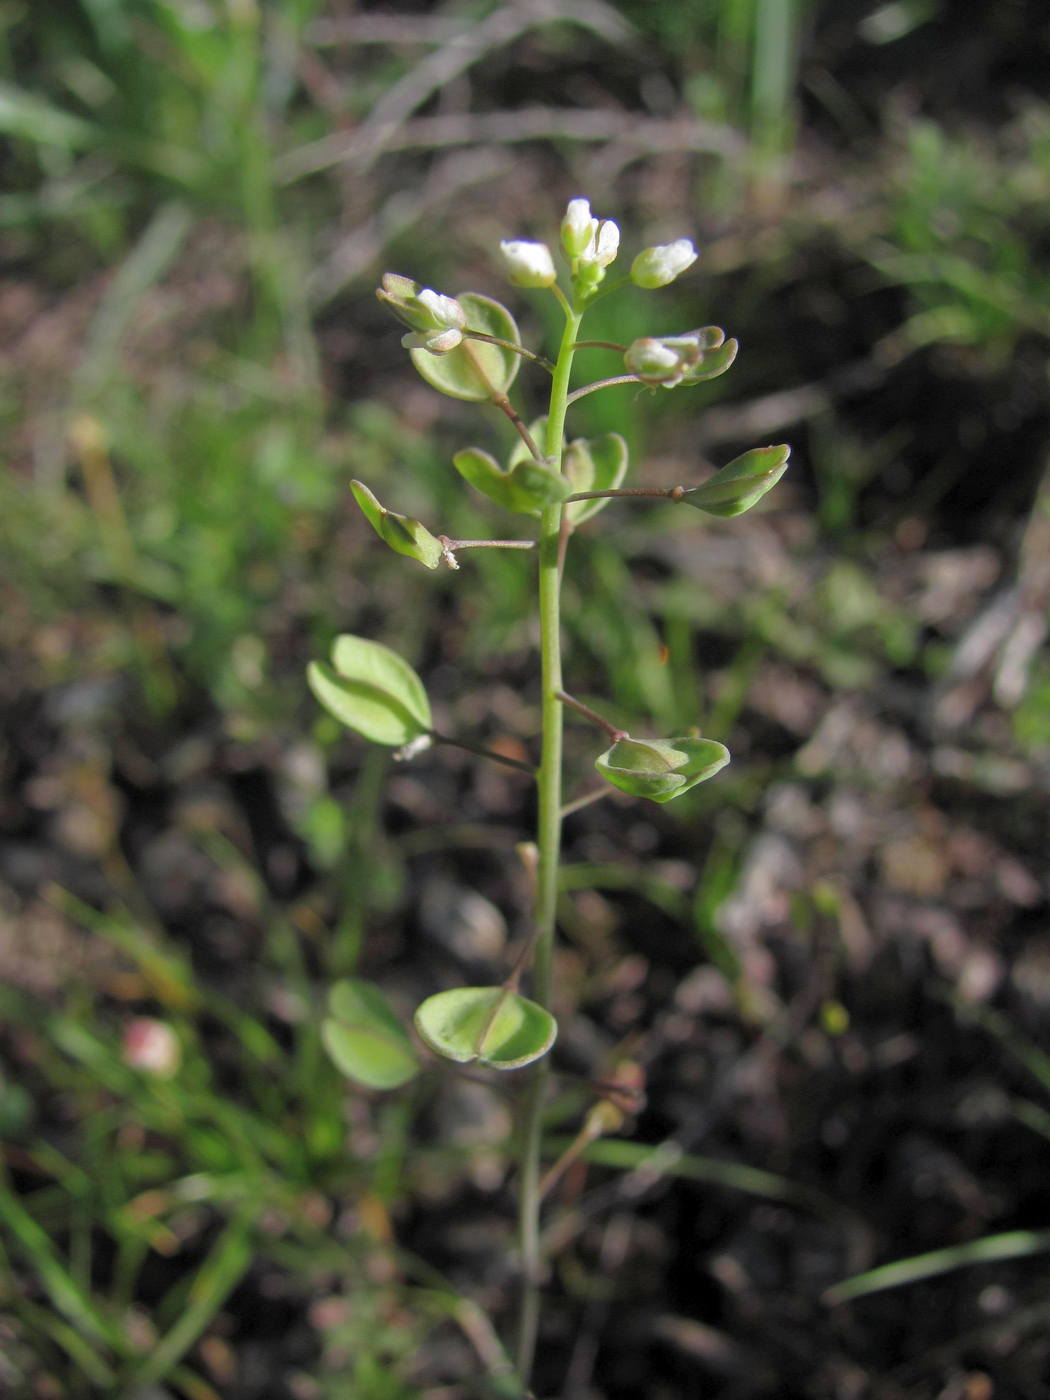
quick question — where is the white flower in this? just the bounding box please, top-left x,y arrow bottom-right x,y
581,218 -> 620,269
415,288 -> 466,330
499,239 -> 557,287
630,239 -> 698,289
401,325 -> 464,354
625,334 -> 702,387
561,201 -> 621,287
379,277 -> 467,353
561,197 -> 595,257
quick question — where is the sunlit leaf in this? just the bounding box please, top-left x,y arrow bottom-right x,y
595,735 -> 730,803
410,293 -> 521,402
350,480 -> 444,568
682,445 -> 790,517
414,986 -> 557,1070
452,447 -> 570,516
307,635 -> 431,746
322,979 -> 420,1090
565,432 -> 629,524
680,336 -> 738,384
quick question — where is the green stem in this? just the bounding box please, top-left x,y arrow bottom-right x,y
463,330 -> 554,373
428,731 -> 536,775
572,339 -> 628,352
554,688 -> 628,742
566,374 -> 642,404
564,485 -> 686,503
515,301 -> 584,1383
493,395 -> 545,461
437,537 -> 536,551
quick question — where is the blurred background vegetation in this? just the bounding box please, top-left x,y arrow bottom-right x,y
1,1 -> 1048,1397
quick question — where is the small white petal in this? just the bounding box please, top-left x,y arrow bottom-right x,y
630,239 -> 698,289
561,197 -> 596,255
415,288 -> 466,328
591,219 -> 620,267
564,197 -> 592,227
499,239 -> 557,287
401,326 -> 464,354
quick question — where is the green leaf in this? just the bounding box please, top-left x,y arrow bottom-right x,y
453,446 -> 570,517
350,479 -> 444,568
564,432 -> 629,524
307,635 -> 431,746
596,736 -> 730,803
322,980 -> 420,1090
414,986 -> 557,1070
682,444 -> 790,518
680,336 -> 739,384
410,293 -> 521,402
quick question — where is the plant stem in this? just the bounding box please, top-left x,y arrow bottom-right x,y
515,300 -> 583,1384
554,688 -> 628,742
464,329 -> 555,373
439,537 -> 536,550
494,394 -> 546,461
566,374 -> 642,404
572,338 -> 627,352
564,485 -> 687,504
428,731 -> 536,775
560,785 -> 613,819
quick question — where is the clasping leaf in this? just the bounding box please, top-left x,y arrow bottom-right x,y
410,292 -> 521,403
596,735 -> 730,803
453,446 -> 570,516
351,480 -> 444,568
682,444 -> 790,518
414,986 -> 557,1070
322,979 -> 420,1090
308,634 -> 431,747
564,432 -> 628,524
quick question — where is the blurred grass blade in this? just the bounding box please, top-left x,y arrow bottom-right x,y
0,1173 -> 127,1353
50,887 -> 199,1011
76,201 -> 194,399
0,79 -> 98,149
571,1138 -> 851,1219
169,1362 -> 224,1400
939,989 -> 1050,1096
129,1209 -> 255,1388
824,1227 -> 1050,1306
5,1288 -> 118,1386
751,0 -> 798,163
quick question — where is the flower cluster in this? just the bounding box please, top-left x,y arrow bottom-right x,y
499,198 -> 696,300
377,201 -> 703,364
376,273 -> 466,354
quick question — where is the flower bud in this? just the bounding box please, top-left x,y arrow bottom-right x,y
581,218 -> 620,269
625,334 -> 704,388
401,325 -> 463,353
122,1018 -> 181,1077
561,198 -> 595,257
625,327 -> 734,388
630,239 -> 698,289
499,239 -> 557,288
376,275 -> 466,353
415,288 -> 466,328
